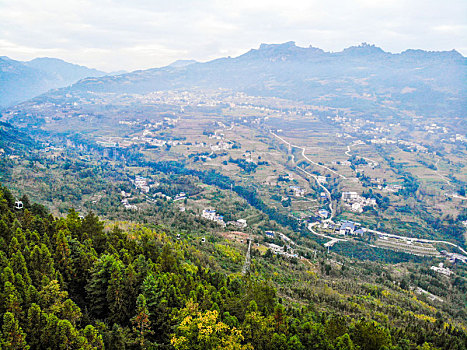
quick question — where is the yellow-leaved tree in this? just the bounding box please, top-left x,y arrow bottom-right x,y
171,300 -> 252,350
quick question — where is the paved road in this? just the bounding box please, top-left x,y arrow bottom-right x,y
365,228 -> 467,256
308,222 -> 347,241
270,131 -> 338,220
272,131 -> 346,179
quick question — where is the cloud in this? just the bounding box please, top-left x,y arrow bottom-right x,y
0,0 -> 465,71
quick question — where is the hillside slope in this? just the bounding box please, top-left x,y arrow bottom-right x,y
0,56 -> 107,107
0,184 -> 465,349
64,42 -> 467,118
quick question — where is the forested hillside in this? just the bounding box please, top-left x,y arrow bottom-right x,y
0,184 -> 465,349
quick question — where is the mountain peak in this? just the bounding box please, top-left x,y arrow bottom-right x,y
167,59 -> 198,68
342,43 -> 386,56
401,48 -> 465,60
24,57 -> 106,74
27,57 -> 67,64
259,41 -> 297,50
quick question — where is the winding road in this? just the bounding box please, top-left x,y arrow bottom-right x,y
272,131 -> 346,179
365,228 -> 467,256
270,131 -> 343,220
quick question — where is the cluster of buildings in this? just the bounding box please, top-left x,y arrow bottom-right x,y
174,192 -> 187,201
397,139 -> 428,152
210,141 -> 233,152
383,184 -> 404,193
96,140 -> 117,147
264,231 -> 297,258
120,190 -> 137,210
318,221 -> 364,236
430,262 -> 453,276
289,185 -> 306,197
441,251 -> 467,264
227,219 -> 248,229
201,208 -> 226,227
449,134 -> 467,143
133,176 -> 150,193
335,221 -> 364,235
424,123 -> 448,134
208,133 -> 224,140
317,176 -> 327,184
341,191 -> 377,213
121,198 -> 137,210
368,137 -> 429,153
266,243 -> 298,259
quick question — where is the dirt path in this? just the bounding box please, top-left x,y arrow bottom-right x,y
434,158 -> 453,187
270,131 -> 344,220
271,131 -> 346,179
242,239 -> 252,274
345,144 -> 378,165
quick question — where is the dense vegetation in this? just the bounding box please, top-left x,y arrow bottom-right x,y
0,184 -> 466,349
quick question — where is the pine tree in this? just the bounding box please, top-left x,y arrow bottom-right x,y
131,294 -> 153,349
83,325 -> 104,349
335,333 -> 355,350
1,311 -> 29,349
26,303 -> 45,349
3,281 -> 23,319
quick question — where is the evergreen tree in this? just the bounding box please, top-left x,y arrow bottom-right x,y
1,311 -> 29,350
131,294 -> 153,349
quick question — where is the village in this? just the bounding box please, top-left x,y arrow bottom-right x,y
6,87 -> 465,280
120,169 -> 467,277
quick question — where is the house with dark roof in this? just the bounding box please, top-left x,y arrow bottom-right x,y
339,222 -> 355,235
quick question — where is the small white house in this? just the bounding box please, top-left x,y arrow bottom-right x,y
236,219 -> 247,228
318,209 -> 329,218
342,192 -> 359,202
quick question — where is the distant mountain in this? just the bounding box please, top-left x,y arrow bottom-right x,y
167,59 -> 198,68
0,56 -> 108,107
62,42 -> 466,118
24,57 -> 106,83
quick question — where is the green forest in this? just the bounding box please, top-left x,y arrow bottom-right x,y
0,184 -> 465,349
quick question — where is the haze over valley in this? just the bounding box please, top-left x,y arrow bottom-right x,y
1,1 -> 466,349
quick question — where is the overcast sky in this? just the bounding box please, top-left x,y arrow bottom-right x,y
1,0 -> 466,72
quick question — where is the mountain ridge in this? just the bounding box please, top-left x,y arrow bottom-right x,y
0,56 -> 108,107
4,42 -> 466,118
54,42 -> 465,119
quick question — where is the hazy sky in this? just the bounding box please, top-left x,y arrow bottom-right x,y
1,0 -> 466,72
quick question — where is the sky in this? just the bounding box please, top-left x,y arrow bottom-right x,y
1,0 -> 466,72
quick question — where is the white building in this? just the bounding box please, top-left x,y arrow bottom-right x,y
318,209 -> 329,218
236,219 -> 247,228
317,176 -> 327,184
267,243 -> 283,253
430,263 -> 453,276
342,191 -> 359,202
202,208 -> 226,227
174,192 -> 187,201
351,202 -> 363,213
289,186 -> 305,197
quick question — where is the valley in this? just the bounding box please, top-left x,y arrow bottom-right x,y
0,42 -> 466,349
